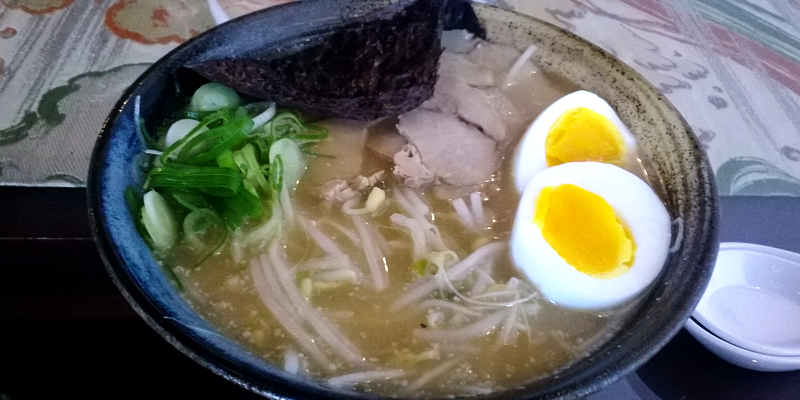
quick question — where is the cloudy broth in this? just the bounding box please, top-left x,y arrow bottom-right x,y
163,42 -> 646,397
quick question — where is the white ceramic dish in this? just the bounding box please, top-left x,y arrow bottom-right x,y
692,242 -> 800,357
685,318 -> 800,372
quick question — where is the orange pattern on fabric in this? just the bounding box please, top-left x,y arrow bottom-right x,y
104,0 -> 213,45
0,27 -> 17,39
1,0 -> 72,14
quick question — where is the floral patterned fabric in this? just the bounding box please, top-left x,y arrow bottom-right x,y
0,0 -> 798,196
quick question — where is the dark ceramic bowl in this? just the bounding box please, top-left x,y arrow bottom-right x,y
87,1 -> 719,399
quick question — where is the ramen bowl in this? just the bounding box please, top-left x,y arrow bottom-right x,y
87,1 -> 718,398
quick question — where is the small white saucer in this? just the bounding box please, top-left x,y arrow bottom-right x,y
685,318 -> 800,372
692,242 -> 800,357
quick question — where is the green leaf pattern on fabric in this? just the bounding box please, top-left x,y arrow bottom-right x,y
717,157 -> 800,196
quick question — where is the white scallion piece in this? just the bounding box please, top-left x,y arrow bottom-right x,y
165,119 -> 208,148
270,138 -> 306,190
190,82 -> 240,112
141,190 -> 179,251
251,101 -> 277,131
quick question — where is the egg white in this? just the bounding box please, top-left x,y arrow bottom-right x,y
510,162 -> 671,310
512,90 -> 639,192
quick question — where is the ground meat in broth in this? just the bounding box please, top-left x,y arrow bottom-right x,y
167,41 -> 635,398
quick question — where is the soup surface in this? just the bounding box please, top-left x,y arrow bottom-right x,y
153,40 -> 648,397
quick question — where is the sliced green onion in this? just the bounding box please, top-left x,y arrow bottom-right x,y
259,112 -> 328,147
252,138 -> 271,163
211,188 -> 264,229
216,150 -> 238,171
190,82 -> 241,112
242,179 -> 258,197
275,111 -> 304,124
159,111 -> 229,164
171,191 -> 210,211
182,208 -> 227,257
261,112 -> 303,143
135,105 -> 324,260
165,119 -> 207,148
162,264 -> 185,292
225,187 -> 263,218
125,187 -> 149,238
233,143 -> 271,195
269,138 -> 305,190
141,190 -> 179,251
177,117 -> 253,165
412,251 -> 459,276
234,106 -> 248,119
138,118 -> 159,149
206,189 -> 265,229
269,154 -> 284,193
145,164 -> 243,197
289,124 -> 329,143
247,101 -> 277,131
412,259 -> 428,276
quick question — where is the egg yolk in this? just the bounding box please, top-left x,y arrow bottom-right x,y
533,184 -> 635,278
544,107 -> 626,167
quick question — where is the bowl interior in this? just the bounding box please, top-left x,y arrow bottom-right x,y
88,2 -> 719,399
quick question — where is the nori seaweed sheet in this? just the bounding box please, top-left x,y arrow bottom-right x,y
442,0 -> 486,39
190,0 -> 454,121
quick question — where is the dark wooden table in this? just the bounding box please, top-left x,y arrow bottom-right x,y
2,187 -> 799,399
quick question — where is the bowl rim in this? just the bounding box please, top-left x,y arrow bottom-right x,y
87,2 -> 720,399
685,318 -> 800,372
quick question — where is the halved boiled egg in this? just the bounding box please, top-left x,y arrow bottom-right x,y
513,90 -> 639,192
510,162 -> 671,309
